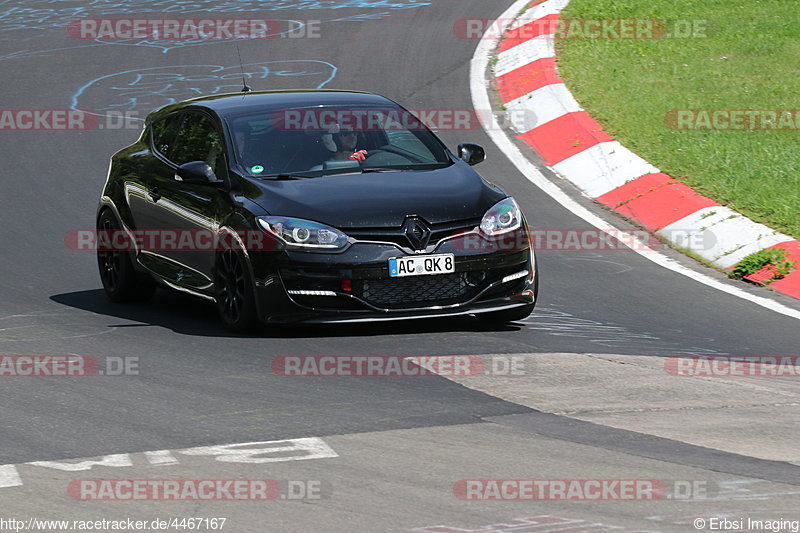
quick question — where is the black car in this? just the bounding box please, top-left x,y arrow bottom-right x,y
97,90 -> 537,331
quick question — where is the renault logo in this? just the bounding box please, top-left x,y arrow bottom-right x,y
402,217 -> 431,250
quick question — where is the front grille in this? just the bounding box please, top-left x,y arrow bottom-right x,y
357,273 -> 476,308
347,218 -> 480,250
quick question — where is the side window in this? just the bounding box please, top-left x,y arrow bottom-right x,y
151,114 -> 183,159
169,112 -> 225,176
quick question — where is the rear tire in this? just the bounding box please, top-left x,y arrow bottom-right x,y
97,210 -> 156,303
214,247 -> 259,333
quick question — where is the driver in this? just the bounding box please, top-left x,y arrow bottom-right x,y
322,124 -> 368,162
234,127 -> 267,173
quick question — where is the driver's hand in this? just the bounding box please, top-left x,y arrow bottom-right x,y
349,149 -> 368,163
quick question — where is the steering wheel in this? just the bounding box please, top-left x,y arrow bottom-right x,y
363,147 -> 424,165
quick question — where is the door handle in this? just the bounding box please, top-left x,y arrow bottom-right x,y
149,188 -> 161,202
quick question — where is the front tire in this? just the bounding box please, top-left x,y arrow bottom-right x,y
214,248 -> 259,332
97,210 -> 156,302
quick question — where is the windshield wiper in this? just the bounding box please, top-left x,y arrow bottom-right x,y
261,172 -> 317,180
360,164 -> 448,173
359,167 -> 400,173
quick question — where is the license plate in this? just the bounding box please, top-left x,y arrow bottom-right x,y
388,254 -> 455,277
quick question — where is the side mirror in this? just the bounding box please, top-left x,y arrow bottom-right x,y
175,161 -> 222,184
457,143 -> 485,166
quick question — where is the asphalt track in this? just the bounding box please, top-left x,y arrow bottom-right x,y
1,1 -> 800,531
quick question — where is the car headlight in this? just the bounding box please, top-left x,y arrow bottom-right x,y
480,197 -> 522,236
257,216 -> 349,249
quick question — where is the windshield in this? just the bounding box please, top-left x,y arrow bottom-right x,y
227,104 -> 452,177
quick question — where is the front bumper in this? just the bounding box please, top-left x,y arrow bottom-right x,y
249,228 -> 537,323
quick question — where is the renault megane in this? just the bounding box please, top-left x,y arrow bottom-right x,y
96,90 -> 538,331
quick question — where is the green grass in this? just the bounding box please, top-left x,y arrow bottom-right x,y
556,0 -> 800,238
730,248 -> 795,281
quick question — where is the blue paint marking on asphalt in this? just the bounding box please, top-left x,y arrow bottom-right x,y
0,16 -> 380,55
70,61 -> 339,120
0,0 -> 432,58
0,0 -> 433,32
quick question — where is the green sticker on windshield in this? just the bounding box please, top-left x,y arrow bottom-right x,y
250,165 -> 264,174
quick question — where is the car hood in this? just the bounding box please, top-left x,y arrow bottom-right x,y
249,163 -> 506,228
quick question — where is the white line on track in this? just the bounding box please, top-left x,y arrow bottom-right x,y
470,0 -> 800,321
0,437 -> 338,489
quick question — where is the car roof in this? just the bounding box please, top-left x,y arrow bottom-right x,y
150,90 -> 399,120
